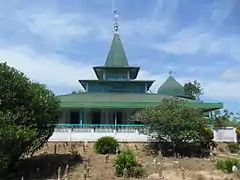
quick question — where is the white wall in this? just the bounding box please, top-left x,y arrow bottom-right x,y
213,127 -> 237,142
49,127 -> 238,142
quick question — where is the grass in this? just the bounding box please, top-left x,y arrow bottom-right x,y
4,142 -> 240,180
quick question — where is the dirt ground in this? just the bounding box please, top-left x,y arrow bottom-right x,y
4,142 -> 240,180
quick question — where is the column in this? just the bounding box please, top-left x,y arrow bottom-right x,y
126,109 -> 130,124
127,71 -> 130,80
79,109 -> 83,126
101,109 -> 104,124
65,109 -> 70,124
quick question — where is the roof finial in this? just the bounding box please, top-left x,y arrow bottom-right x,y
113,10 -> 119,34
168,69 -> 173,76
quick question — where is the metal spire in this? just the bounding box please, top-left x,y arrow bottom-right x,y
113,10 -> 119,34
168,69 -> 173,76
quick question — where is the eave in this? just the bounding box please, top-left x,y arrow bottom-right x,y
78,79 -> 155,90
60,101 -> 223,111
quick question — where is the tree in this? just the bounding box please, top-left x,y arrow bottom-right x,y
131,98 -> 212,154
0,62 -> 60,173
213,109 -> 240,128
184,80 -> 204,100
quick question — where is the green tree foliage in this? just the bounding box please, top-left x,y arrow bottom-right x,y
184,80 -> 204,100
94,136 -> 119,154
0,62 -> 60,173
213,109 -> 240,128
131,98 -> 213,153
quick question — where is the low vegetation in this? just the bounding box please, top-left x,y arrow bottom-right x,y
227,143 -> 240,154
215,158 -> 240,173
115,150 -> 144,178
1,142 -> 240,179
94,136 -> 119,154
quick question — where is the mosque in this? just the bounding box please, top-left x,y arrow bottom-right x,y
57,12 -> 223,130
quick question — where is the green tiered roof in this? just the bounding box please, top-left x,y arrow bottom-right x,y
105,33 -> 129,67
59,92 -> 223,111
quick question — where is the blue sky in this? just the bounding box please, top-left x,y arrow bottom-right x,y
0,0 -> 239,113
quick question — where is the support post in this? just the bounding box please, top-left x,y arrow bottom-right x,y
79,110 -> 83,127
114,111 -> 117,133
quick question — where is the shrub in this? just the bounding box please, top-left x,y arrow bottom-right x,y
115,150 -> 144,178
0,63 -> 60,174
94,136 -> 119,154
227,143 -> 240,153
215,158 -> 240,173
236,127 -> 240,135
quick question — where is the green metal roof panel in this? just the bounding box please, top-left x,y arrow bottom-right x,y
105,33 -> 129,67
60,102 -> 223,110
58,92 -> 223,110
158,76 -> 185,96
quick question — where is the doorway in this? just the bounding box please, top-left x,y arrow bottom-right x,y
92,111 -> 101,124
116,111 -> 123,124
70,111 -> 79,124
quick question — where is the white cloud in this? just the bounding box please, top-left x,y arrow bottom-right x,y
0,45 -> 96,91
15,8 -> 170,44
211,0 -> 235,25
153,32 -> 210,54
152,25 -> 240,61
94,18 -> 169,42
220,68 -> 240,81
25,12 -> 93,43
204,81 -> 240,99
153,0 -> 179,19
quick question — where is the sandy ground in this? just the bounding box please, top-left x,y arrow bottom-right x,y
4,142 -> 240,180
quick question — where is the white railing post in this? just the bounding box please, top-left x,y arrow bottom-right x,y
68,128 -> 72,141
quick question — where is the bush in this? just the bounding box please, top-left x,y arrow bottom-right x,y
227,143 -> 240,153
94,136 -> 119,154
0,63 -> 60,174
215,158 -> 240,173
115,150 -> 144,178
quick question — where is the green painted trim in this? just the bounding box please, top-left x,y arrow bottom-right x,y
93,66 -> 140,70
79,80 -> 155,83
60,101 -> 223,109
